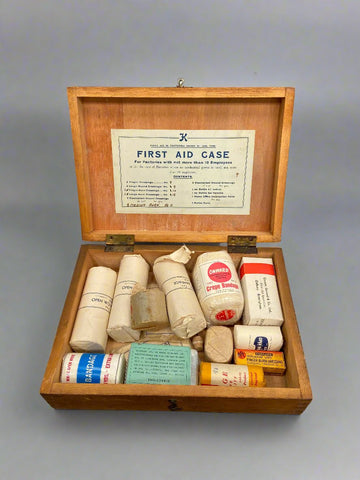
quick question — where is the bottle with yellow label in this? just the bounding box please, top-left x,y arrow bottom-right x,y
199,362 -> 265,387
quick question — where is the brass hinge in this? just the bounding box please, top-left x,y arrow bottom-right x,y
105,234 -> 135,252
227,235 -> 258,254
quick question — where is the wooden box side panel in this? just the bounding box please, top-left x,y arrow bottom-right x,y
67,88 -> 294,243
42,391 -> 310,414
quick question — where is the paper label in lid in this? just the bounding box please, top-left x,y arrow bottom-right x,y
111,129 -> 255,215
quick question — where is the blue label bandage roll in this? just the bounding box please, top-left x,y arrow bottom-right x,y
77,353 -> 105,383
61,353 -> 125,384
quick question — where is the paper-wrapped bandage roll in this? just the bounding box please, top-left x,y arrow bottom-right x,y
70,266 -> 117,353
234,325 -> 283,351
153,245 -> 206,339
107,255 -> 149,342
107,328 -> 192,361
204,326 -> 234,363
192,251 -> 244,326
139,327 -> 192,347
239,257 -> 284,326
61,353 -> 125,384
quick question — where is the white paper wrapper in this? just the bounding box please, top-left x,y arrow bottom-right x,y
70,266 -> 117,353
153,245 -> 206,338
192,251 -> 244,325
233,325 -> 283,351
239,257 -> 284,326
107,254 -> 149,342
140,327 -> 192,347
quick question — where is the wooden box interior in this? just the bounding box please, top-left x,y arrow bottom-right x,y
40,244 -> 312,414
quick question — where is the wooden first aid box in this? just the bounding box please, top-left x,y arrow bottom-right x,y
40,86 -> 312,414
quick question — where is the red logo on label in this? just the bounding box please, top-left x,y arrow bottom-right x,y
215,309 -> 236,321
208,262 -> 231,283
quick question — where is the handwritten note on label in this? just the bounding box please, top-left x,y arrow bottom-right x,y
111,129 -> 255,215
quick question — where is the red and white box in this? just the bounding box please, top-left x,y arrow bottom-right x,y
239,257 -> 284,326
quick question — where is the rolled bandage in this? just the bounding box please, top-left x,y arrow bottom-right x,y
199,362 -> 265,387
153,245 -> 206,338
61,352 -> 125,384
239,257 -> 284,326
107,255 -> 149,342
204,326 -> 234,363
234,325 -> 283,351
192,251 -> 244,325
70,266 -> 117,352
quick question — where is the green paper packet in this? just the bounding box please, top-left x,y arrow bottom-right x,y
125,343 -> 198,385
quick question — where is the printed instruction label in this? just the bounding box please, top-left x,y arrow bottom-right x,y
111,129 -> 255,215
125,344 -> 191,385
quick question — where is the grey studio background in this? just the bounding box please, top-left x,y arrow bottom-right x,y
1,1 -> 359,479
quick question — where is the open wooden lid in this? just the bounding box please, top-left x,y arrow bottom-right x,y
67,86 -> 294,244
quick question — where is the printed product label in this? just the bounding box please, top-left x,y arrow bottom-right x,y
62,353 -> 80,383
62,354 -> 122,383
198,258 -> 241,302
215,309 -> 236,321
78,292 -> 113,313
210,364 -> 249,386
76,354 -> 105,383
253,336 -> 269,350
234,349 -> 286,373
114,280 -> 137,298
207,262 -> 232,282
160,275 -> 194,297
239,260 -> 284,325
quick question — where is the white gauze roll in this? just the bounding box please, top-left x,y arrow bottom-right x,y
192,251 -> 244,325
107,254 -> 149,342
153,245 -> 206,339
70,266 -> 117,353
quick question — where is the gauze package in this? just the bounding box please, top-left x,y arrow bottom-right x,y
239,257 -> 284,326
153,245 -> 206,339
192,250 -> 244,325
234,325 -> 283,351
70,266 -> 117,352
107,254 -> 149,342
204,326 -> 234,364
